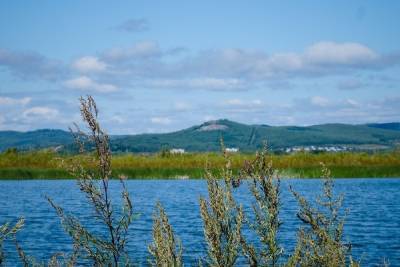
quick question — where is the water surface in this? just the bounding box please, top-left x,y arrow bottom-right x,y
0,178 -> 399,266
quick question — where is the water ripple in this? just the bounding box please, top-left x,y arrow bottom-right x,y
0,178 -> 399,266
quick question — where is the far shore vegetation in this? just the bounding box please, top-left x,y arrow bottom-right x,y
1,147 -> 399,179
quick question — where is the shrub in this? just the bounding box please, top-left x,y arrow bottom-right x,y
287,164 -> 359,267
50,96 -> 135,265
148,202 -> 183,266
240,146 -> 282,266
0,218 -> 24,264
199,146 -> 244,266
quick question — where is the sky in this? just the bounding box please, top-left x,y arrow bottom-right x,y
0,0 -> 399,134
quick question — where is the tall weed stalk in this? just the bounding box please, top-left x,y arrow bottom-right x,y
287,163 -> 358,267
0,218 -> 24,265
48,96 -> 134,266
240,146 -> 282,266
199,143 -> 244,267
148,202 -> 183,266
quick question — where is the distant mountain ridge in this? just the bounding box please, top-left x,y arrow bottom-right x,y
1,120 -> 400,152
367,122 -> 400,131
0,129 -> 73,152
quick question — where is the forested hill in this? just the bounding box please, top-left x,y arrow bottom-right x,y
1,120 -> 400,152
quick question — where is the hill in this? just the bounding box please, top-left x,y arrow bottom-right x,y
111,120 -> 400,152
1,120 -> 400,152
0,129 -> 73,152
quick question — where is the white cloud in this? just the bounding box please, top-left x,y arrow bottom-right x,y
23,107 -> 59,120
305,41 -> 378,65
73,56 -> 107,73
0,96 -> 31,106
267,53 -> 303,72
310,96 -> 330,107
346,99 -> 360,107
109,115 -> 125,124
64,76 -> 118,93
178,41 -> 389,81
337,78 -> 365,90
252,99 -> 262,105
0,48 -> 66,81
174,102 -> 191,111
150,78 -> 245,90
103,41 -> 161,62
45,40 -> 399,93
188,78 -> 243,90
1,41 -> 399,93
223,99 -> 263,107
225,99 -> 243,106
150,117 -> 171,125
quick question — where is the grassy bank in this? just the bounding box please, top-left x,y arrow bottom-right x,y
0,150 -> 399,179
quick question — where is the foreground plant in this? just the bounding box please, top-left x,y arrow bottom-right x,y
0,218 -> 24,264
199,145 -> 244,267
47,96 -> 134,266
240,146 -> 283,267
287,163 -> 358,267
148,202 -> 183,267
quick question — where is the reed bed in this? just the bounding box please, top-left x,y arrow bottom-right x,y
0,150 -> 399,179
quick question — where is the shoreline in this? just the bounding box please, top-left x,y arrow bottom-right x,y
1,166 -> 400,179
1,151 -> 400,179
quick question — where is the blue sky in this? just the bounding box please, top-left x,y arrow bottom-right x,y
0,0 -> 399,134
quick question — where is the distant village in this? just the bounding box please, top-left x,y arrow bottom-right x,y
169,145 -> 350,154
283,145 -> 350,153
169,147 -> 240,154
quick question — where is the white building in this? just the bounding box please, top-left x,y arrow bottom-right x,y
170,148 -> 185,154
225,147 -> 239,153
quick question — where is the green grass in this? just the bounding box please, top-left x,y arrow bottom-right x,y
281,166 -> 400,178
0,150 -> 399,179
0,168 -> 69,179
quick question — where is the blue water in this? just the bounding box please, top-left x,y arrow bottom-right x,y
0,179 -> 399,266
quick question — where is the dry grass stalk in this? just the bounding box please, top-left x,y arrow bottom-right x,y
240,145 -> 282,267
47,96 -> 134,266
0,218 -> 24,264
199,142 -> 244,267
148,202 -> 183,267
287,163 -> 358,267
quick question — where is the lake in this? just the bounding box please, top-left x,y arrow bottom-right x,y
1,178 -> 399,266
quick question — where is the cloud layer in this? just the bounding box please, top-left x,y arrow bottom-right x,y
65,41 -> 399,92
0,48 -> 66,81
0,40 -> 399,133
73,56 -> 107,73
64,76 -> 118,93
1,41 -> 398,93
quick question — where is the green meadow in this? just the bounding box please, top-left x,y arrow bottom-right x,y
1,149 -> 399,179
